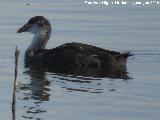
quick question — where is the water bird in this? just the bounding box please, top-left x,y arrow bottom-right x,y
17,16 -> 132,74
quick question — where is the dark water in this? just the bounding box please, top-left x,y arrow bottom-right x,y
0,0 -> 160,120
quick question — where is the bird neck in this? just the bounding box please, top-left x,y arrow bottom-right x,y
26,29 -> 51,56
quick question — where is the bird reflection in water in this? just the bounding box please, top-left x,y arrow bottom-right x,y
25,61 -> 131,79
19,62 -> 131,119
19,68 -> 51,119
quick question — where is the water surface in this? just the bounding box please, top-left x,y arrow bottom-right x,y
0,0 -> 160,120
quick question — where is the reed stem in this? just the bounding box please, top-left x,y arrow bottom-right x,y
12,46 -> 20,120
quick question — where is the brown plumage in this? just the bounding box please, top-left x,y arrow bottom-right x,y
17,16 -> 132,70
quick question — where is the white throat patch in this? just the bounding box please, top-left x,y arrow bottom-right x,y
27,25 -> 46,51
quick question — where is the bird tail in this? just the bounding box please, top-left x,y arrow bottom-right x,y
115,51 -> 133,66
122,51 -> 133,58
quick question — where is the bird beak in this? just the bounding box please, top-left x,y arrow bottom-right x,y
17,23 -> 32,33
